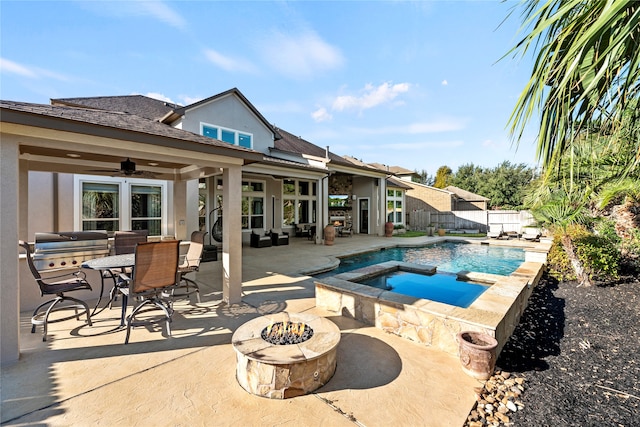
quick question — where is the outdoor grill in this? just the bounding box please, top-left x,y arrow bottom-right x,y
33,231 -> 110,272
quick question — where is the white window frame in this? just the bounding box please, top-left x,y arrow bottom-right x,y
241,179 -> 266,231
74,175 -> 169,236
282,178 -> 316,226
386,188 -> 404,225
200,122 -> 253,149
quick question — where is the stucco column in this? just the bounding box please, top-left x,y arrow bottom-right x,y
1,137 -> 20,363
173,180 -> 188,240
222,166 -> 242,304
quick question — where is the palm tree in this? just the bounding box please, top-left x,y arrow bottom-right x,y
531,189 -> 594,286
507,0 -> 640,173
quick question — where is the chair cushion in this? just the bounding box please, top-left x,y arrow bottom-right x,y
271,228 -> 283,235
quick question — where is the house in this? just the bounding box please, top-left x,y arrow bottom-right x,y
1,88 -> 392,363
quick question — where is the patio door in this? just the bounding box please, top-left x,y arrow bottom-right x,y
359,198 -> 369,234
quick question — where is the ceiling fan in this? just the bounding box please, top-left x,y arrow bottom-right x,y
85,158 -> 159,178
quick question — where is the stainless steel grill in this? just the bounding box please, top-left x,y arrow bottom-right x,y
33,231 -> 110,272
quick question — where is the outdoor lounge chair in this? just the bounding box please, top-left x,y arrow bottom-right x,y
338,224 -> 353,237
487,224 -> 505,239
250,229 -> 272,248
521,227 -> 542,241
117,240 -> 180,344
270,228 -> 289,246
19,240 -> 93,341
172,230 -> 207,303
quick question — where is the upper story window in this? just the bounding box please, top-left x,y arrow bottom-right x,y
201,123 -> 253,149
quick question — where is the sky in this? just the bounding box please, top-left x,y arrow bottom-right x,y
0,0 -> 540,175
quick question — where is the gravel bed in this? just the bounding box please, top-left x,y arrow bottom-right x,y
493,273 -> 640,426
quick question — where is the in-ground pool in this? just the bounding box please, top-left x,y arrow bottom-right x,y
359,270 -> 489,308
316,241 -> 525,277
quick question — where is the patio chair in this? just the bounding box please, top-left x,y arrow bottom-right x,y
270,228 -> 289,246
19,240 -> 93,341
250,229 -> 272,248
338,223 -> 353,237
117,240 -> 180,344
521,227 -> 542,241
172,230 -> 207,303
487,224 -> 505,239
105,230 -> 149,307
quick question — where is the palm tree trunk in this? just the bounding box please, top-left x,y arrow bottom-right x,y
561,234 -> 593,287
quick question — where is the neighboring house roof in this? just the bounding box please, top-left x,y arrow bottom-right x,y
444,185 -> 489,202
274,127 -> 357,168
1,100 -> 262,162
387,177 -> 412,190
51,95 -> 178,121
165,88 -> 280,139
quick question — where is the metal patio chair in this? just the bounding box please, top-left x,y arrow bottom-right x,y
172,230 -> 207,303
19,240 -> 93,341
117,240 -> 180,344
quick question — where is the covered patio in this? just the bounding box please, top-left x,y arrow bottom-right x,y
1,100 -> 263,364
1,234 -> 482,426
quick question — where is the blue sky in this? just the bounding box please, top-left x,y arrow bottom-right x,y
1,1 -> 539,174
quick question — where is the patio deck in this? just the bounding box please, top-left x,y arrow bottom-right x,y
2,234 -> 500,427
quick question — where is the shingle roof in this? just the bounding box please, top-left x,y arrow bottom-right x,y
444,185 -> 489,201
1,100 -> 262,161
273,127 -> 354,167
387,176 -> 413,190
51,95 -> 178,121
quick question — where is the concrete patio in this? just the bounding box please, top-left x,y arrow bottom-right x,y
2,235 -> 502,427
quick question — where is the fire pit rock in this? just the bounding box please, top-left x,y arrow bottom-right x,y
231,312 -> 340,399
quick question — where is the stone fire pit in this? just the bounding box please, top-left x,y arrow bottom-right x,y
231,312 -> 340,399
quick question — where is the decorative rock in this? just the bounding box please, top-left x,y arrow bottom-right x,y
506,400 -> 518,412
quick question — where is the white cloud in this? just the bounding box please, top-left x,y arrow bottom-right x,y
0,57 -> 71,81
203,49 -> 257,73
179,95 -> 204,106
331,82 -> 410,113
137,1 -> 187,30
144,92 -> 174,103
441,80 -> 448,86
0,58 -> 38,78
311,107 -> 332,123
259,29 -> 343,79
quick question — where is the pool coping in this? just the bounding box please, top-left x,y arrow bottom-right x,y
313,239 -> 551,357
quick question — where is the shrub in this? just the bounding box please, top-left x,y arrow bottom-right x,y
547,225 -> 620,283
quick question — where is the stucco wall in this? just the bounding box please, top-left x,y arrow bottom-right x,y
178,94 -> 274,153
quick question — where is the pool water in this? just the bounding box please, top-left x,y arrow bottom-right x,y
360,270 -> 489,308
317,242 -> 524,277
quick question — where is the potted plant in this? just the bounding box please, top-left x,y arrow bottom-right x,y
437,224 -> 446,236
384,221 -> 394,237
426,223 -> 435,236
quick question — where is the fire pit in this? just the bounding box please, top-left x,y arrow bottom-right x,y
231,312 -> 340,399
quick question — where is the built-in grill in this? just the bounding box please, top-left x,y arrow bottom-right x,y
33,231 -> 110,272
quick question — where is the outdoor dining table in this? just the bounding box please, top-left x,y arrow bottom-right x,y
82,254 -> 135,326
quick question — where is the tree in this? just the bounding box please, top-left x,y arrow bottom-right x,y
433,166 -> 452,188
412,169 -> 435,186
507,0 -> 640,174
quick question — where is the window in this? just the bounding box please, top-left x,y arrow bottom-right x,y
201,123 -> 253,149
82,182 -> 119,232
131,185 -> 162,235
386,188 -> 404,225
282,179 -> 316,226
241,180 -> 265,230
76,176 -> 167,236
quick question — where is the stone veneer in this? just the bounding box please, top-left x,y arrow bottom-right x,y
315,247 -> 548,357
231,312 -> 340,399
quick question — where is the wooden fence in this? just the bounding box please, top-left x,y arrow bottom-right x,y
407,210 -> 535,233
